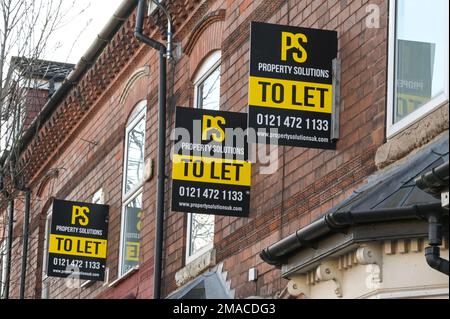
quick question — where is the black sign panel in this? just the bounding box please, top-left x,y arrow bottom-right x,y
171,107 -> 251,217
47,199 -> 109,281
248,21 -> 338,149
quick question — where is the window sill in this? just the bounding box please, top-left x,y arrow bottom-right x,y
108,266 -> 139,288
175,249 -> 216,287
375,102 -> 449,169
387,97 -> 449,138
185,243 -> 214,265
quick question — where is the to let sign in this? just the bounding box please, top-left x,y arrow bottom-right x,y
171,106 -> 251,217
47,199 -> 109,281
248,21 -> 338,149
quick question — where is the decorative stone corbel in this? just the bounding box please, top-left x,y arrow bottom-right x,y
316,260 -> 343,298
286,275 -> 309,299
356,243 -> 382,289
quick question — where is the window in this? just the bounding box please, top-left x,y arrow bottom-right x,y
387,0 -> 449,136
119,101 -> 146,276
186,51 -> 221,263
41,208 -> 52,298
194,51 -> 221,111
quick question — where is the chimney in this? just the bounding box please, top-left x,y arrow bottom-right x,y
10,57 -> 74,132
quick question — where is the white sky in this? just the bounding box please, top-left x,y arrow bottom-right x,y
45,0 -> 124,64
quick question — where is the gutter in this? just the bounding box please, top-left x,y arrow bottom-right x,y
260,203 -> 449,276
260,203 -> 444,266
415,161 -> 449,198
0,0 -> 137,168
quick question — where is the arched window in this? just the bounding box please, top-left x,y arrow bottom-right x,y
186,51 -> 221,263
193,51 -> 221,111
119,100 -> 146,276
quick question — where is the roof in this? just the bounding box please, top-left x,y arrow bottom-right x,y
11,56 -> 74,82
260,133 -> 449,267
334,137 -> 447,212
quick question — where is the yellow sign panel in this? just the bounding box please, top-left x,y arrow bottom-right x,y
249,76 -> 333,114
202,115 -> 226,142
125,242 -> 140,261
281,31 -> 308,63
172,154 -> 251,186
49,234 -> 107,259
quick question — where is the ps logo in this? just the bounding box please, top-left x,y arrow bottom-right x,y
71,205 -> 89,226
201,115 -> 226,142
281,31 -> 308,63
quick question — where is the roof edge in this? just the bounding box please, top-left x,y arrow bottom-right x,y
0,0 -> 137,168
259,203 -> 445,267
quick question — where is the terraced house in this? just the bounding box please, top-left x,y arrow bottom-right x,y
0,0 -> 448,299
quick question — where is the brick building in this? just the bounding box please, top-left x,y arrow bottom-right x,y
0,0 -> 448,299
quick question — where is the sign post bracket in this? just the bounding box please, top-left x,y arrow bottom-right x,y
331,58 -> 341,142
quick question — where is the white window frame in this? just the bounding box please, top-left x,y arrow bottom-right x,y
186,51 -> 221,264
41,208 -> 52,298
118,191 -> 143,277
0,240 -> 7,299
386,0 -> 449,137
193,50 -> 222,111
121,101 -> 147,199
118,101 -> 146,278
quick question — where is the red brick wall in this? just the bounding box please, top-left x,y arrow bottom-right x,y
158,0 -> 387,298
3,42 -> 160,298
1,0 -> 389,299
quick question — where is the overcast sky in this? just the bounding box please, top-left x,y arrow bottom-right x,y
45,0 -> 124,64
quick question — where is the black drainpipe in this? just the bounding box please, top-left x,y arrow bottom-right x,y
415,161 -> 449,275
19,188 -> 31,299
425,213 -> 449,275
134,0 -> 172,299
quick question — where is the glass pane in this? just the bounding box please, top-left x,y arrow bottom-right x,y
197,65 -> 221,110
394,0 -> 447,123
120,194 -> 143,276
189,213 -> 214,257
125,117 -> 145,194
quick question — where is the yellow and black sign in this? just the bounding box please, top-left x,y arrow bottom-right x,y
47,199 -> 109,281
248,22 -> 337,149
172,106 -> 251,217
